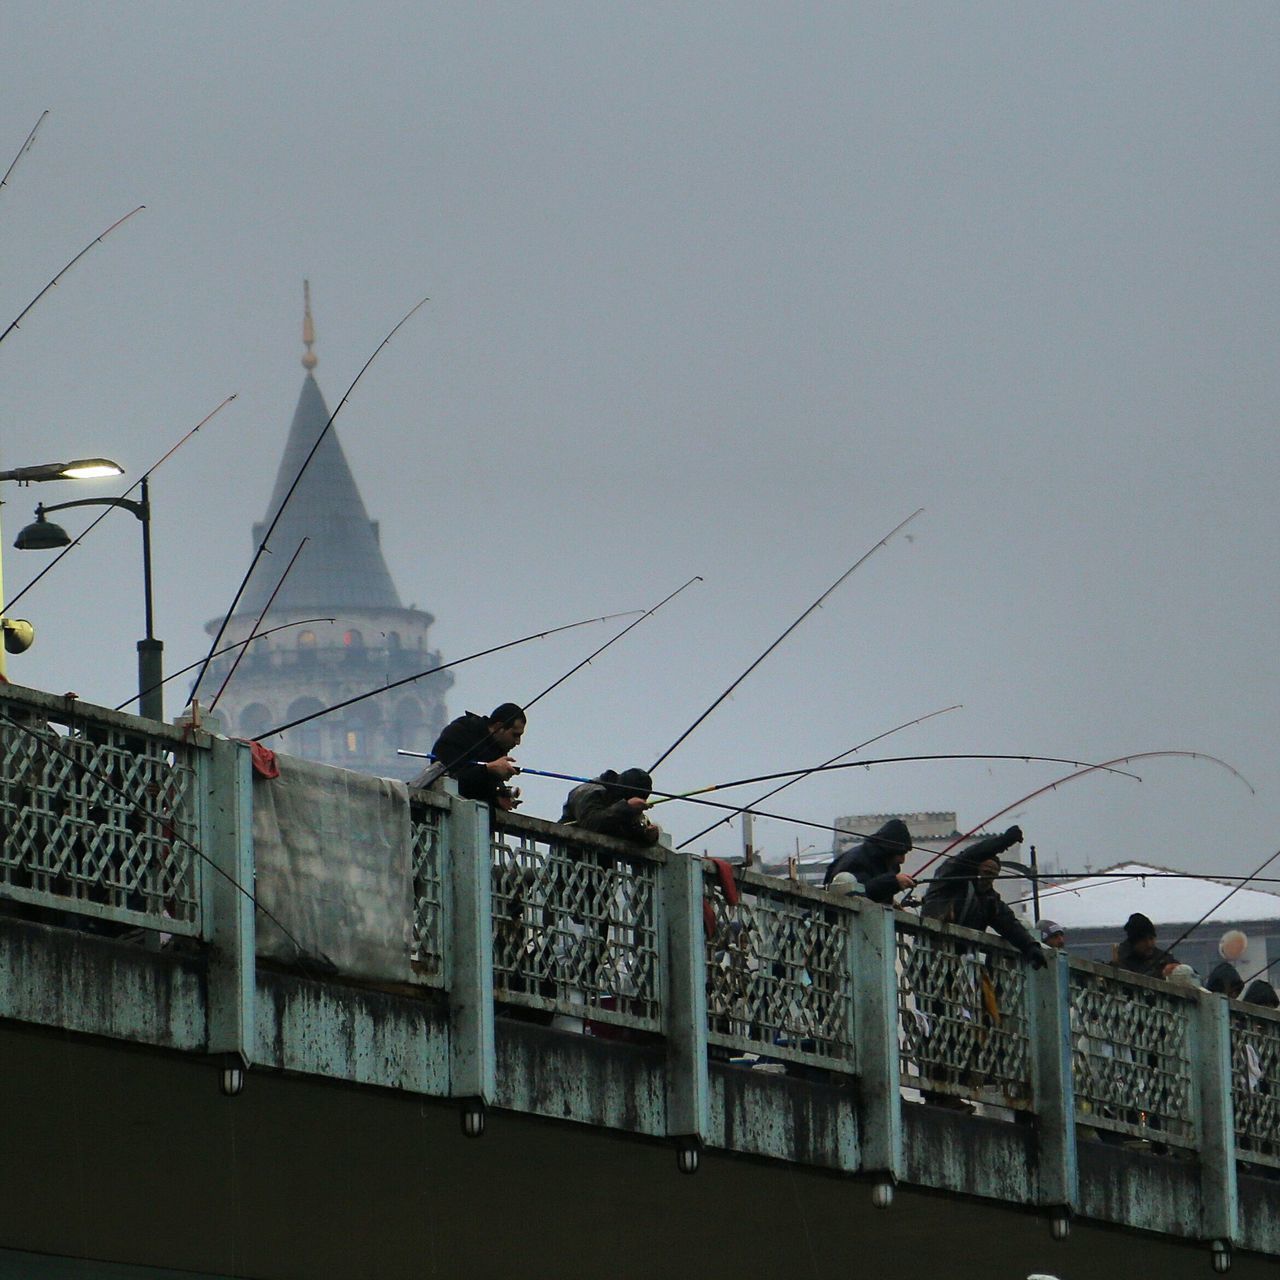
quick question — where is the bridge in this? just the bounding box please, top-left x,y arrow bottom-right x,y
0,681 -> 1277,1278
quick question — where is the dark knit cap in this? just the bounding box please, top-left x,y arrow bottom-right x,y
617,768 -> 653,796
1123,912 -> 1157,942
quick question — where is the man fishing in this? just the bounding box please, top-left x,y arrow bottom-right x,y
560,768 -> 660,846
920,825 -> 1046,967
822,818 -> 916,904
421,702 -> 526,810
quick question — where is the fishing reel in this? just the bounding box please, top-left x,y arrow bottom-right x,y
497,784 -> 523,811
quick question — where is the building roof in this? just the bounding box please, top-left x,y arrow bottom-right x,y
230,329 -> 403,618
1036,862 -> 1280,931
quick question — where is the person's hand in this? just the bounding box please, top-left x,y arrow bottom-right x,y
486,755 -> 519,780
1026,947 -> 1048,970
895,873 -> 917,890
495,786 -> 521,811
625,796 -> 651,811
1005,824 -> 1024,844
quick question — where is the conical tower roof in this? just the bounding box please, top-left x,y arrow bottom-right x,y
235,298 -> 402,617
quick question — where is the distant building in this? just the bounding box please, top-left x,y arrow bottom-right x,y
201,286 -> 451,780
1035,860 -> 1280,983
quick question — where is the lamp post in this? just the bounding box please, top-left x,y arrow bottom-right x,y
0,457 -> 124,679
14,474 -> 162,722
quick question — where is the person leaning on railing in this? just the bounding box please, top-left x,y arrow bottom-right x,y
417,702 -> 526,811
559,768 -> 660,846
919,826 -> 1047,968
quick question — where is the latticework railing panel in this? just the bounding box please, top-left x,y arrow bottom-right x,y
1069,963 -> 1195,1145
896,918 -> 1032,1108
409,794 -> 448,985
1230,1004 -> 1280,1168
490,817 -> 660,1031
0,698 -> 200,934
705,872 -> 854,1070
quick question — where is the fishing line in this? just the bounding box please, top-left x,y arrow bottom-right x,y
256,610 -> 641,740
115,618 -> 336,712
648,508 -> 924,773
675,704 -> 964,850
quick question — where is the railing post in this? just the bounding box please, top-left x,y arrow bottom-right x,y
446,794 -> 495,1116
1193,991 -> 1239,1249
662,850 -> 709,1165
1029,951 -> 1078,1221
205,736 -> 255,1080
849,903 -> 902,1188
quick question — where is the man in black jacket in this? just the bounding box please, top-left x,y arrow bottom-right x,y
560,769 -> 660,846
423,702 -> 525,810
920,826 -> 1046,968
823,818 -> 915,904
1112,912 -> 1176,978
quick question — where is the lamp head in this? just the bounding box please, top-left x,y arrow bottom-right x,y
14,509 -> 72,551
2,619 -> 34,654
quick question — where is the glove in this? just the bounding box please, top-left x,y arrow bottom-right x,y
1025,946 -> 1048,970
1004,824 -> 1023,845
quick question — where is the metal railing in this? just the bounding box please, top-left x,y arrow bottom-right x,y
0,686 -> 203,936
409,790 -> 450,986
704,867 -> 855,1070
895,912 -> 1033,1109
1069,958 -> 1196,1146
489,811 -> 663,1033
1229,1001 -> 1280,1169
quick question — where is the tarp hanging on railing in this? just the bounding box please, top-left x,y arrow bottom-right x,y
252,756 -> 413,981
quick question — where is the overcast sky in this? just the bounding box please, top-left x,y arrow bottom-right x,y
2,3 -> 1277,887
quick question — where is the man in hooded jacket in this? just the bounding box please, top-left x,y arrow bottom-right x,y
560,768 -> 660,846
920,825 -> 1046,967
823,818 -> 915,904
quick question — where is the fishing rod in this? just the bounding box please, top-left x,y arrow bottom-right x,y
189,295 -> 430,706
3,394 -> 237,616
653,753 -> 1142,803
675,704 -> 964,850
0,704 -> 330,973
115,617 -> 336,712
209,537 -> 308,713
0,110 -> 48,195
522,575 -> 703,712
914,750 -> 1254,877
0,206 -> 145,351
648,508 -> 924,773
402,759 -> 860,841
256,609 -> 641,740
1163,846 -> 1280,957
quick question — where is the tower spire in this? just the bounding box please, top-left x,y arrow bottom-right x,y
302,279 -> 317,371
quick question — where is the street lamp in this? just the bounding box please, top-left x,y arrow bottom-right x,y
14,473 -> 161,722
0,457 -> 124,678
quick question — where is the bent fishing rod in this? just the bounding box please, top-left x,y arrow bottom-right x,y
115,617 -> 336,712
653,753 -> 1142,804
675,704 -> 964,850
255,610 -> 641,740
0,110 -> 48,196
914,750 -> 1254,878
648,508 -> 924,773
522,575 -> 703,712
189,295 -> 430,706
208,537 -> 309,713
0,206 -> 145,351
3,394 -> 238,617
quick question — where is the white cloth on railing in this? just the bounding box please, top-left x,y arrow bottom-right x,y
252,755 -> 413,981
